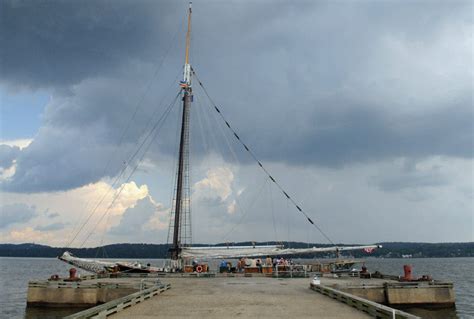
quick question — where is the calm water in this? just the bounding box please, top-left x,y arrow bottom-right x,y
0,257 -> 472,319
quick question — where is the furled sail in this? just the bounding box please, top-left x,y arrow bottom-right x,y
59,251 -> 165,274
59,251 -> 117,273
181,244 -> 382,259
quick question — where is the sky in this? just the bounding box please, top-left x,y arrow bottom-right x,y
0,0 -> 472,248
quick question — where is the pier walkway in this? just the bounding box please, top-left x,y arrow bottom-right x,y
112,276 -> 370,318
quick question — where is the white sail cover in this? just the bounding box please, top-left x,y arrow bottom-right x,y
59,251 -> 116,273
181,244 -> 382,259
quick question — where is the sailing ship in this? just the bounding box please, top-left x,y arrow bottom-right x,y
59,3 -> 380,274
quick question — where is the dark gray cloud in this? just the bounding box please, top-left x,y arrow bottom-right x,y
0,203 -> 37,228
0,0 -> 182,89
35,222 -> 67,231
266,100 -> 473,167
368,158 -> 448,192
0,0 -> 472,193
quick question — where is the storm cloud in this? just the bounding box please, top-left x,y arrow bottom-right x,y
0,0 -> 177,89
0,0 -> 472,244
1,1 -> 471,193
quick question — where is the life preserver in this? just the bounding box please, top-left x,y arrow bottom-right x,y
196,265 -> 203,273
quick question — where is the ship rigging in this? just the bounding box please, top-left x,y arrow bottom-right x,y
60,3 -> 380,273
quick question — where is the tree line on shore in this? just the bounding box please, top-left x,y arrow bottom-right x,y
0,241 -> 472,258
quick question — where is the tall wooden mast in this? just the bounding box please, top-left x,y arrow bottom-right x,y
170,2 -> 193,260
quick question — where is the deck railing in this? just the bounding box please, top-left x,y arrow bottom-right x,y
310,283 -> 420,319
64,283 -> 171,319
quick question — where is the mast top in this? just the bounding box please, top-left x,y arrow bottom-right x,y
181,2 -> 192,87
185,2 -> 192,65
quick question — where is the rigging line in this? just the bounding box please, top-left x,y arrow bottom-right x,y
192,69 -> 335,245
286,197 -> 291,248
194,90 -> 221,162
221,176 -> 270,243
166,97 -> 183,245
66,71 -> 182,248
80,92 -> 181,248
110,11 -> 185,160
204,90 -> 256,226
196,72 -> 334,246
85,90 -> 180,244
64,20 -> 184,248
193,94 -> 211,160
194,86 -> 251,225
196,81 -> 263,217
186,118 -> 193,246
307,222 -> 311,248
105,15 -> 183,172
84,91 -> 180,247
191,94 -> 212,235
268,180 -> 278,242
64,159 -> 126,246
67,89 -> 182,248
97,212 -> 112,254
204,84 -> 241,167
117,72 -> 182,180
193,92 -> 221,200
185,89 -> 193,246
65,158 -> 130,248
65,91 -> 180,249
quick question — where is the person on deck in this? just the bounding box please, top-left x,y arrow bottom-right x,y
241,258 -> 247,272
220,260 -> 227,273
265,256 -> 272,267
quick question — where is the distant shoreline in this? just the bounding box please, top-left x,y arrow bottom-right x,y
0,242 -> 472,259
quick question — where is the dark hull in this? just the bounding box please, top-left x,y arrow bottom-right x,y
116,263 -> 153,273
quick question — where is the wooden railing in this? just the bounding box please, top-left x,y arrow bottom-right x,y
310,283 -> 420,319
28,280 -> 158,290
64,283 -> 171,319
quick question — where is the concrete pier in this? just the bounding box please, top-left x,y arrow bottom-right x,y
321,276 -> 455,307
26,273 -> 455,318
112,277 -> 370,318
27,277 -> 161,307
